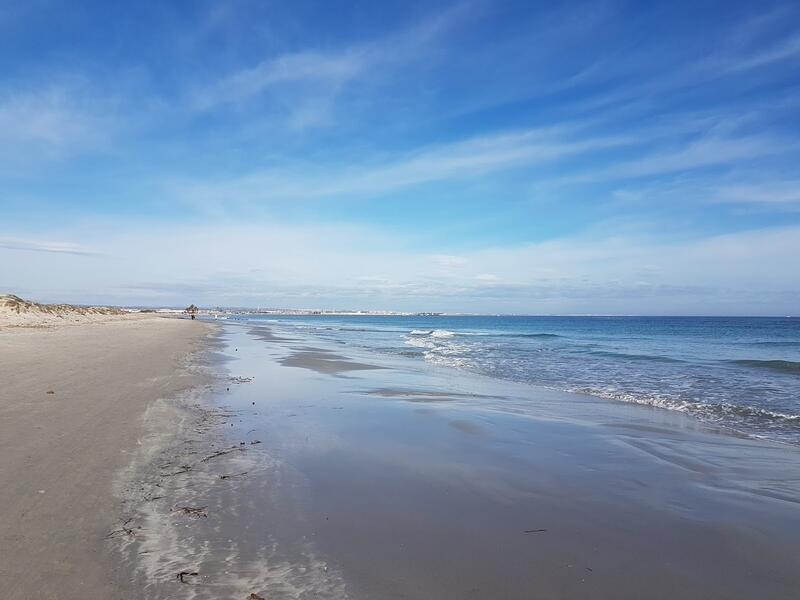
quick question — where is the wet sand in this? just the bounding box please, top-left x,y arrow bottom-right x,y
114,322 -> 800,599
278,347 -> 385,375
0,316 -> 215,600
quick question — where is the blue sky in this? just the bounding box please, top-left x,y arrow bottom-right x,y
1,0 -> 799,314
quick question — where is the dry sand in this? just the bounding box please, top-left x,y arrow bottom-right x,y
0,315 -> 216,600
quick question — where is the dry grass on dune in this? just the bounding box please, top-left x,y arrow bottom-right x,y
0,293 -> 127,328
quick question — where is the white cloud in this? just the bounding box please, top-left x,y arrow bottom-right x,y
2,221 -> 798,315
433,255 -> 470,268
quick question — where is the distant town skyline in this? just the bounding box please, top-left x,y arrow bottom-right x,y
2,1 -> 799,315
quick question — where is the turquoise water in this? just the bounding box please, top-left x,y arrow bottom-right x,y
231,315 -> 800,444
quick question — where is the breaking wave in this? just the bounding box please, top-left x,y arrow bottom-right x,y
408,329 -> 560,339
408,329 -> 456,338
575,387 -> 800,427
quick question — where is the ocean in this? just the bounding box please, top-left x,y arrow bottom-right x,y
228,315 -> 800,445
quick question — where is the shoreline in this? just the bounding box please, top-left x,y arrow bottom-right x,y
0,316 -> 217,599
231,314 -> 800,447
243,317 -> 798,449
224,322 -> 800,598
106,324 -> 347,598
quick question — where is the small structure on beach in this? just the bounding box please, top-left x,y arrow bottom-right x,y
185,304 -> 198,320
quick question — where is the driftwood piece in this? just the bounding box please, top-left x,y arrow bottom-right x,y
162,465 -> 192,476
174,506 -> 208,518
200,446 -> 244,463
105,517 -> 136,539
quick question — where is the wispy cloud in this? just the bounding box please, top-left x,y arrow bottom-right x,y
607,172 -> 800,213
727,32 -> 800,73
191,2 -> 475,120
0,86 -> 108,156
167,111 -> 797,216
172,124 -> 633,210
0,237 -> 99,256
571,132 -> 793,183
713,181 -> 800,206
193,49 -> 368,111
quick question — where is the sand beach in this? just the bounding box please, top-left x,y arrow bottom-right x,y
0,309 -> 215,599
2,309 -> 800,599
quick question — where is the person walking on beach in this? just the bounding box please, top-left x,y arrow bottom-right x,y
186,304 -> 198,320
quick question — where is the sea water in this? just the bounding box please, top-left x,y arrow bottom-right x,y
232,315 -> 800,444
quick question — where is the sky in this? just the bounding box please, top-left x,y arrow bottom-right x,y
1,0 -> 799,314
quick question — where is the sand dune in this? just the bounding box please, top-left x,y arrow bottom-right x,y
0,293 -> 128,328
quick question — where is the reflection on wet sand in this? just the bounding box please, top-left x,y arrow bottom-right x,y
277,347 -> 384,375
